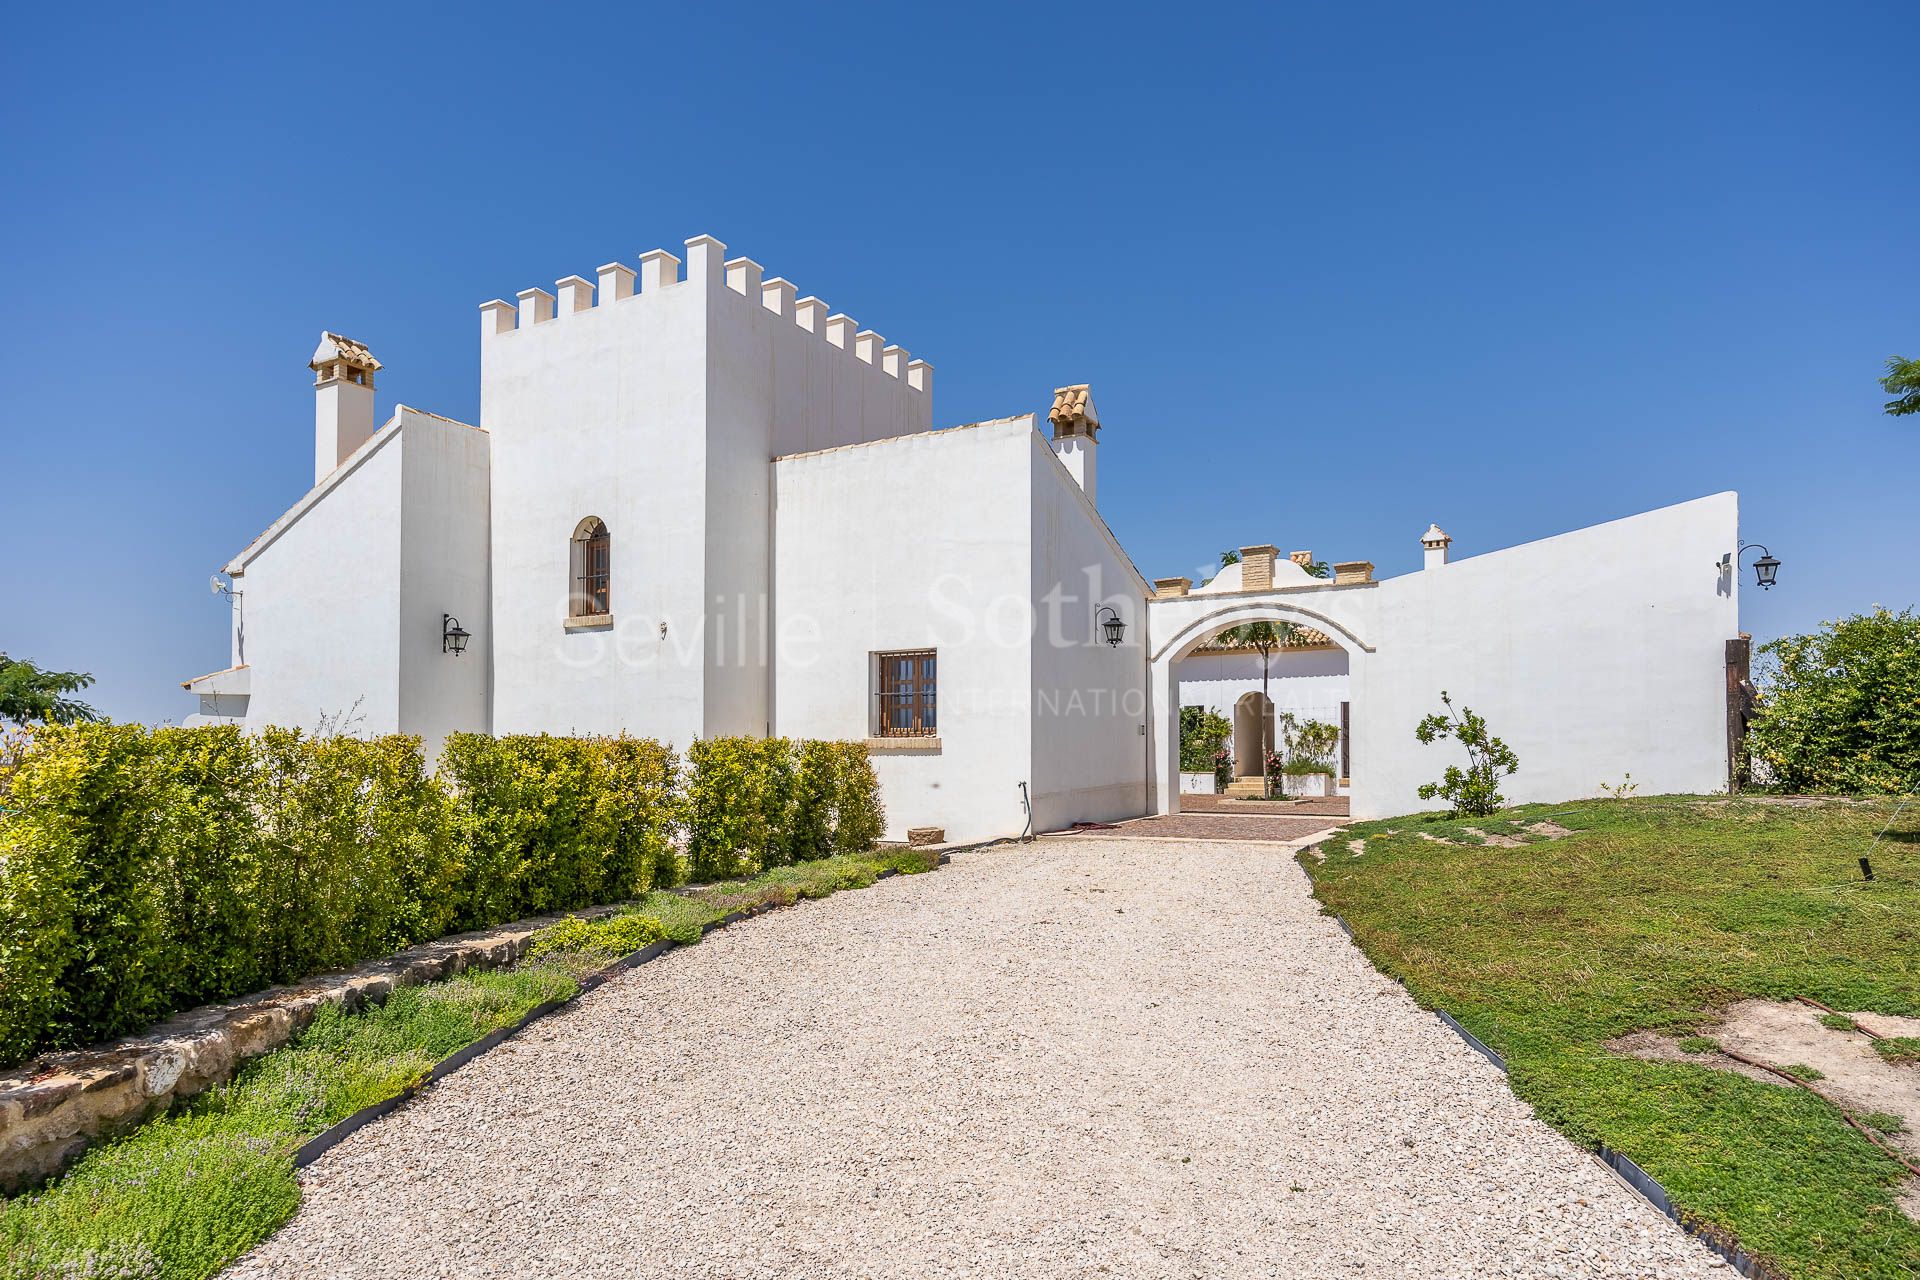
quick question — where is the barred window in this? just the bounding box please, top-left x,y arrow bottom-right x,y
875,650 -> 937,737
571,518 -> 610,617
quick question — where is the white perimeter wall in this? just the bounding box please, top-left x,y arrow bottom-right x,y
772,420 -> 1035,843
235,431 -> 406,734
1026,432 -> 1150,831
1349,492 -> 1738,816
1148,492 -> 1741,819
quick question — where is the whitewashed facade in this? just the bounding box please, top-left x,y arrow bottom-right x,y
187,234 -> 1748,837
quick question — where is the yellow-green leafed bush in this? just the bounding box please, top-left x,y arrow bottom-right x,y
438,733 -> 679,925
252,728 -> 458,981
0,724 -> 456,1064
524,912 -> 667,962
0,725 -> 868,1069
827,742 -> 885,854
685,737 -> 795,881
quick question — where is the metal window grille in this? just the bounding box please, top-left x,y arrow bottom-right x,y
875,650 -> 937,737
574,520 -> 610,617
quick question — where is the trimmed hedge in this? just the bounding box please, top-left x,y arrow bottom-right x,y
0,725 -> 882,1067
685,738 -> 885,881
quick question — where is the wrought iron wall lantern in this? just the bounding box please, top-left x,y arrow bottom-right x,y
1095,605 -> 1127,647
1718,542 -> 1782,590
442,613 -> 471,656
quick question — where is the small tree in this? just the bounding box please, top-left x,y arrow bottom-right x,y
0,654 -> 101,727
1882,355 -> 1920,417
1414,691 -> 1519,817
1217,620 -> 1298,790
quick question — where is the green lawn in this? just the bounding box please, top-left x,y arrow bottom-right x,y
1302,795 -> 1920,1280
0,847 -> 940,1280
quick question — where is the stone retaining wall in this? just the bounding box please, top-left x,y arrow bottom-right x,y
0,905 -> 618,1192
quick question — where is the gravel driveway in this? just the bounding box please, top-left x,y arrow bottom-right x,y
230,837 -> 1728,1279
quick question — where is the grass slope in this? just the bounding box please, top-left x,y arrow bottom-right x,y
1302,795 -> 1919,1280
0,848 -> 939,1280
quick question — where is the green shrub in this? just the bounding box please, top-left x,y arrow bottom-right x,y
1415,691 -> 1520,817
827,741 -> 885,854
1178,706 -> 1231,773
0,724 -> 868,1068
784,739 -> 839,865
0,724 -> 461,1061
438,733 -> 678,924
253,728 -> 457,984
685,737 -> 790,880
524,913 -> 666,962
1748,607 -> 1920,794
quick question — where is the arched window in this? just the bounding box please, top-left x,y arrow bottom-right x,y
571,518 -> 610,617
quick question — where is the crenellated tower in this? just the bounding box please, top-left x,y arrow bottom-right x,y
479,235 -> 934,745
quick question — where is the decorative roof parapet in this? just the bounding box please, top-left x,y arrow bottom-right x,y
1333,560 -> 1375,584
477,236 -> 929,395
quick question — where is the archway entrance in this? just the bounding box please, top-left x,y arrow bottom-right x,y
1149,597 -> 1373,818
1233,691 -> 1275,779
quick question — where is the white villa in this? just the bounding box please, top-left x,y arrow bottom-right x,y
185,235 -> 1748,842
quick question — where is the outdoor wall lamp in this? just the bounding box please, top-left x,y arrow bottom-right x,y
442,613 -> 471,656
1719,542 -> 1782,590
1096,605 -> 1127,647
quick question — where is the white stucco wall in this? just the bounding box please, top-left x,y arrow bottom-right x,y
396,410 -> 492,763
771,420 -> 1034,843
223,411 -> 492,751
1026,431 -> 1150,831
483,238 -> 932,747
230,429 -> 405,734
770,418 -> 1151,843
1149,492 -> 1742,818
483,259 -> 711,743
1350,492 -> 1739,816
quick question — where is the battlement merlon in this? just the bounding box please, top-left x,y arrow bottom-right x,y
478,236 -> 929,394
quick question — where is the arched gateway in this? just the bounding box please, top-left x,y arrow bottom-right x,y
1148,586 -> 1377,819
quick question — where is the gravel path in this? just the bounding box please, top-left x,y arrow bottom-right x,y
231,837 -> 1729,1279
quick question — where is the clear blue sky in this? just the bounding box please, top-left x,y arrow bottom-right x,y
2,2 -> 1913,725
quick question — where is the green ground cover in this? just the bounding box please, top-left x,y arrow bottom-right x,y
1303,795 -> 1920,1280
0,848 -> 937,1280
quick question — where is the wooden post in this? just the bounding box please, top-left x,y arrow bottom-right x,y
1725,634 -> 1753,792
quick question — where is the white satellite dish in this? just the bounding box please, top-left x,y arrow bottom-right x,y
210,574 -> 232,598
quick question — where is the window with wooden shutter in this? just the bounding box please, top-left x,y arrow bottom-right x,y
875,650 -> 937,737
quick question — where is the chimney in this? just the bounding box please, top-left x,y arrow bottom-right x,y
1239,545 -> 1278,590
309,332 -> 380,483
1421,523 -> 1453,570
1047,384 -> 1101,503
